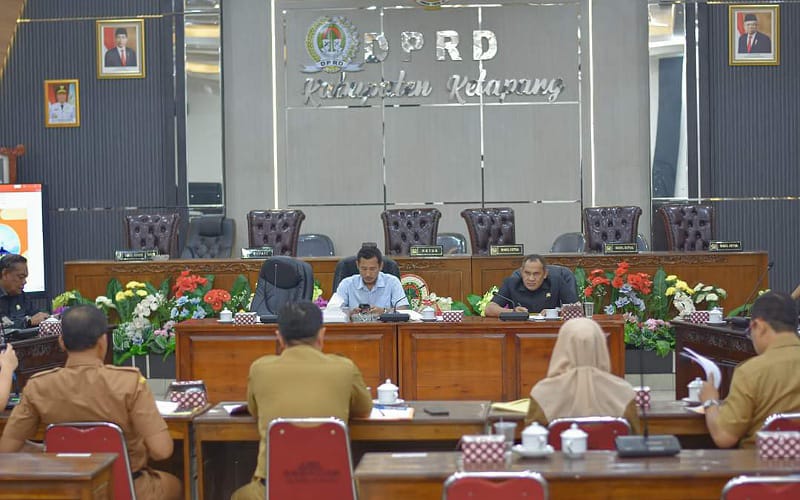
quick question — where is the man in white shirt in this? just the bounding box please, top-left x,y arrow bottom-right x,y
334,246 -> 408,319
48,86 -> 75,124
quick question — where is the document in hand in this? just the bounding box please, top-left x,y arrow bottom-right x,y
680,347 -> 722,389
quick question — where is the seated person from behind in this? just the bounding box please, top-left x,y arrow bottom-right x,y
334,246 -> 409,319
526,317 -> 641,434
0,344 -> 17,405
701,291 -> 800,448
0,305 -> 181,500
0,254 -> 49,329
231,301 -> 373,500
485,254 -> 578,317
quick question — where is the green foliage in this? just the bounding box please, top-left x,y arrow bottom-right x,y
646,268 -> 670,321
450,301 -> 472,316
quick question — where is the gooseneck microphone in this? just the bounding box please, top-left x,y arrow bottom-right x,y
740,260 -> 774,316
493,291 -> 529,322
728,261 -> 774,329
379,296 -> 410,323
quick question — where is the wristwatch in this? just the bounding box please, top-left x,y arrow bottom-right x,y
702,399 -> 721,409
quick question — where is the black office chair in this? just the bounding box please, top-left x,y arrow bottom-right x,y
550,232 -> 585,253
437,233 -> 468,255
181,216 -> 235,259
297,234 -> 335,257
331,256 -> 401,292
250,256 -> 314,316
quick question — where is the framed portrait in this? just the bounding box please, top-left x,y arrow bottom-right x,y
729,4 -> 779,66
44,79 -> 80,128
96,19 -> 145,78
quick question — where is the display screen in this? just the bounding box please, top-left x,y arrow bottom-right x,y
0,184 -> 46,293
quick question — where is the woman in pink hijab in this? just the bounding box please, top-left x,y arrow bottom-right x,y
526,317 -> 641,433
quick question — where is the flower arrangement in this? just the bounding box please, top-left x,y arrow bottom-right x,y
665,275 -> 695,318
51,290 -> 95,316
581,268 -> 610,308
313,280 -> 328,308
599,262 -> 653,317
692,282 -> 727,309
625,318 -> 675,357
466,286 -> 499,317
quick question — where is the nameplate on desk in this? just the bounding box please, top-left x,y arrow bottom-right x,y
241,247 -> 273,259
114,250 -> 157,261
603,243 -> 638,254
409,245 -> 443,257
489,244 -> 524,256
709,241 -> 742,252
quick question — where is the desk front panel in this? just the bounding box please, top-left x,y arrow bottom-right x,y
0,453 -> 115,500
176,320 -> 397,402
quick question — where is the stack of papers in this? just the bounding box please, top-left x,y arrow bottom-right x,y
156,401 -> 181,415
680,347 -> 722,389
370,407 -> 415,420
490,399 -> 530,413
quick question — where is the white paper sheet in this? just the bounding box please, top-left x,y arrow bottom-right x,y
155,400 -> 180,415
680,347 -> 722,389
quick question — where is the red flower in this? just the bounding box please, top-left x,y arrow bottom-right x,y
173,270 -> 208,297
584,287 -> 593,298
612,277 -> 624,288
203,289 -> 231,312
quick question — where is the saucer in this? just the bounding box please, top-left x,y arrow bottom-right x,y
512,444 -> 554,458
706,320 -> 726,326
681,397 -> 701,405
373,398 -> 405,406
217,319 -> 234,324
420,318 -> 438,322
529,314 -> 545,321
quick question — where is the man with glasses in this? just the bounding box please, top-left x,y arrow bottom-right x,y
700,291 -> 800,448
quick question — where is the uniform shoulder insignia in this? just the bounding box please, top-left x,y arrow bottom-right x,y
29,366 -> 61,379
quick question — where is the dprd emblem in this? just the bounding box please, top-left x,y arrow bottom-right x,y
302,16 -> 363,73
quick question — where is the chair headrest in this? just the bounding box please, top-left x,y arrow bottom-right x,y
261,257 -> 303,288
196,216 -> 225,237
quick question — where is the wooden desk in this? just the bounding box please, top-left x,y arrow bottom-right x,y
673,320 -> 755,400
355,449 -> 800,500
0,452 -> 116,499
65,252 -> 767,311
194,400 -> 490,500
0,409 -> 205,500
175,320 -> 397,403
471,252 -> 768,311
176,317 -> 624,403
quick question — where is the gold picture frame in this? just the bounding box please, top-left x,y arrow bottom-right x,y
44,79 -> 80,128
96,19 -> 146,79
729,4 -> 779,66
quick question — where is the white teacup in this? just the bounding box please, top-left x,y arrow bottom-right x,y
377,379 -> 399,404
687,377 -> 703,402
219,308 -> 233,322
522,422 -> 549,451
421,306 -> 436,321
561,423 -> 588,459
543,309 -> 559,319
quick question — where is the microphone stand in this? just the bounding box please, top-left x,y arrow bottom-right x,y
379,297 -> 410,323
493,291 -> 529,321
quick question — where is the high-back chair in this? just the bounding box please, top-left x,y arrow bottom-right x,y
460,207 -> 515,256
249,256 -> 313,316
125,212 -> 181,257
297,233 -> 335,257
762,412 -> 800,431
267,418 -> 356,500
45,422 -> 136,500
550,232 -> 585,253
722,475 -> 800,500
381,208 -> 441,256
443,471 -> 548,500
246,209 -> 305,256
548,417 -> 631,450
582,206 -> 642,253
181,215 -> 235,258
658,204 -> 715,251
437,232 -> 468,254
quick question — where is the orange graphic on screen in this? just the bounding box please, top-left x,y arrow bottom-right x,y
0,208 -> 28,258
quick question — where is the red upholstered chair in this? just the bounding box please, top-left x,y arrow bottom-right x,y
44,422 -> 136,500
247,209 -> 305,256
443,471 -> 548,500
267,417 -> 355,500
722,475 -> 800,500
762,412 -> 800,431
547,417 -> 631,450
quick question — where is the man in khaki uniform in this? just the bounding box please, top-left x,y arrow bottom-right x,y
0,305 -> 181,500
701,291 -> 800,448
231,300 -> 372,500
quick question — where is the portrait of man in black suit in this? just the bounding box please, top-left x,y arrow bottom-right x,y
97,20 -> 145,78
104,27 -> 138,67
729,6 -> 779,66
737,13 -> 772,54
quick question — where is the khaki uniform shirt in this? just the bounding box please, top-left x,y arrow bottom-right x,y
526,398 -> 642,435
247,344 -> 373,480
2,357 -> 167,471
717,333 -> 800,447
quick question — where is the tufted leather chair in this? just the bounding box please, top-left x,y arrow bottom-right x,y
181,216 -> 235,259
658,204 -> 715,251
380,208 -> 441,256
583,206 -> 642,253
247,210 -> 305,256
460,207 -> 515,256
249,256 -> 314,316
125,213 -> 180,257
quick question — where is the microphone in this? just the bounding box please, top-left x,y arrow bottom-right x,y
735,261 -> 774,320
379,297 -> 410,323
259,262 -> 280,323
615,346 -> 681,457
492,292 -> 529,322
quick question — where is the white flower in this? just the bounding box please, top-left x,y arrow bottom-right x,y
706,293 -> 719,302
703,285 -> 713,292
95,296 -> 113,308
